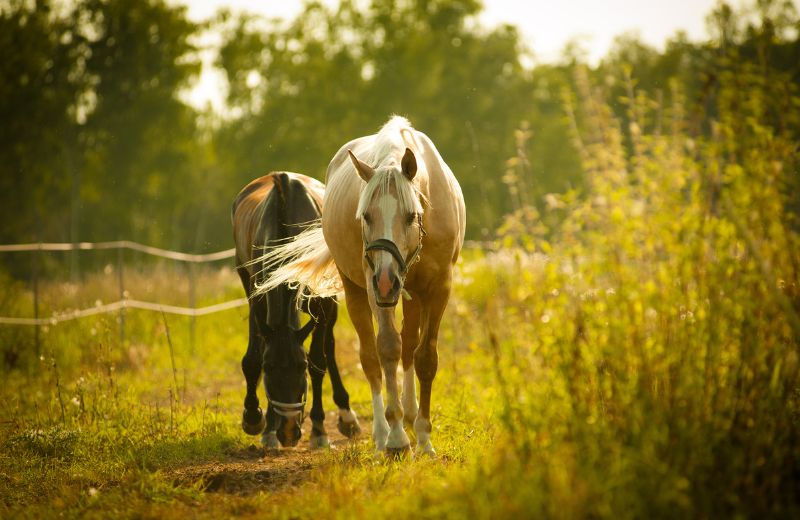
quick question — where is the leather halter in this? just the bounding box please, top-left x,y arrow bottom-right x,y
362,214 -> 426,296
266,377 -> 307,420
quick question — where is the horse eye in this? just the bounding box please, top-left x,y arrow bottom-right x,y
406,213 -> 416,226
362,213 -> 371,225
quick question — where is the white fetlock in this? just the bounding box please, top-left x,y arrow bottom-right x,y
386,421 -> 411,450
310,434 -> 330,450
413,416 -> 435,457
373,419 -> 390,452
339,408 -> 358,424
371,393 -> 390,451
261,430 -> 279,449
414,440 -> 436,458
338,409 -> 362,438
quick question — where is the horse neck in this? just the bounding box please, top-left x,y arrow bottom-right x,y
268,324 -> 303,360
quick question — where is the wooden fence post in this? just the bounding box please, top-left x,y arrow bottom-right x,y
33,244 -> 41,359
117,247 -> 125,348
189,262 -> 196,353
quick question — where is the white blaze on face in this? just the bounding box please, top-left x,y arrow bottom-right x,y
379,190 -> 398,262
373,190 -> 399,299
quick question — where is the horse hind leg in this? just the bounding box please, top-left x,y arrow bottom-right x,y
401,297 -> 421,429
307,319 -> 329,449
413,282 -> 451,458
315,298 -> 361,439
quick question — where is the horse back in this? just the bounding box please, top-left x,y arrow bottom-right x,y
232,172 -> 325,328
233,172 -> 324,267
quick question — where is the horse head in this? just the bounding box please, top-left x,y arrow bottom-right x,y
262,322 -> 314,447
348,147 -> 425,308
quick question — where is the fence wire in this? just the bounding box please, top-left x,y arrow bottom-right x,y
0,239 -> 494,327
1,241 -> 243,328
0,298 -> 249,326
0,241 -> 235,262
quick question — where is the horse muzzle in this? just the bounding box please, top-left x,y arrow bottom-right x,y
372,267 -> 402,307
276,416 -> 302,447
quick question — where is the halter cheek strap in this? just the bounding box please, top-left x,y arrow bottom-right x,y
362,214 -> 426,282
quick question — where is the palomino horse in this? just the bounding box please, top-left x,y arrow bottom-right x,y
256,117 -> 465,456
232,171 -> 361,449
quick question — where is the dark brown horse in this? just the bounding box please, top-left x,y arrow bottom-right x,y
232,172 -> 361,448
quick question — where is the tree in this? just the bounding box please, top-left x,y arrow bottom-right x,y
0,0 -> 87,245
77,0 -> 201,248
215,0 -> 534,238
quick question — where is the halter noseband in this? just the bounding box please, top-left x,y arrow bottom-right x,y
362,214 -> 426,297
266,377 -> 307,420
364,239 -> 418,276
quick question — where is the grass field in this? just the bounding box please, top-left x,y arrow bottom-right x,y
2,69 -> 799,518
0,260 -> 497,519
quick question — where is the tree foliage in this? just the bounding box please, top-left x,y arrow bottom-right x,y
0,0 -> 199,253
215,0 -> 532,238
0,0 -> 798,249
0,0 -> 87,244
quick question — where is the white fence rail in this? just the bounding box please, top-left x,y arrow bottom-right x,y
0,298 -> 248,326
1,239 -> 494,333
0,241 -> 246,355
0,241 -> 235,262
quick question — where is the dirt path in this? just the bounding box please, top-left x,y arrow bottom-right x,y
171,411 -> 372,495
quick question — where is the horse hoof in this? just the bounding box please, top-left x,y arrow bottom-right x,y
242,408 -> 266,435
310,434 -> 330,450
261,431 -> 280,450
414,443 -> 436,459
337,414 -> 362,439
385,444 -> 411,460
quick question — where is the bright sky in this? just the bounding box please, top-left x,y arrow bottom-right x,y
172,0 -> 758,112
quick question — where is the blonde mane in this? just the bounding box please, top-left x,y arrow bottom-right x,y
355,116 -> 425,219
250,116 -> 428,302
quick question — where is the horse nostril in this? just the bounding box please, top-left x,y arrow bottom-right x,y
392,276 -> 401,292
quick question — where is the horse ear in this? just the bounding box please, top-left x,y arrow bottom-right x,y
401,147 -> 417,180
348,150 -> 374,182
295,319 -> 315,344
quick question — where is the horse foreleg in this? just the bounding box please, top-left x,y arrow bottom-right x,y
401,296 -> 421,428
414,282 -> 451,457
262,405 -> 280,449
241,303 -> 266,436
342,275 -> 387,452
307,321 -> 329,449
372,301 -> 410,454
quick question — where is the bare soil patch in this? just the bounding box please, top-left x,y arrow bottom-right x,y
171,411 -> 371,495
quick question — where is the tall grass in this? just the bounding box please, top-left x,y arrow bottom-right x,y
444,64 -> 800,517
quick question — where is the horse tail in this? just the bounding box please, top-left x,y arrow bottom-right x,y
249,222 -> 342,300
